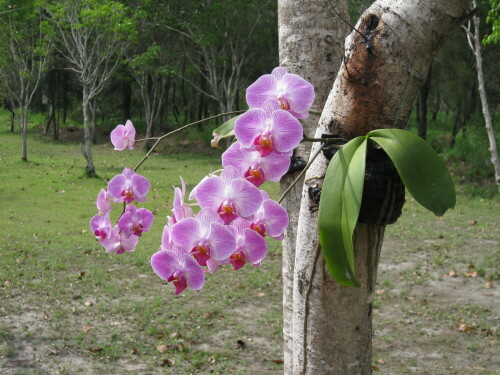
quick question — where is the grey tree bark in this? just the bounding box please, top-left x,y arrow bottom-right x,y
82,86 -> 95,177
291,1 -> 470,373
277,1 -> 349,373
462,1 -> 500,190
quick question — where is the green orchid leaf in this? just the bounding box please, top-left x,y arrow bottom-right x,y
318,136 -> 367,287
368,129 -> 455,216
210,115 -> 241,148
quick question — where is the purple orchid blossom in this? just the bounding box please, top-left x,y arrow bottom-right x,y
96,189 -> 113,215
222,141 -> 291,187
172,177 -> 194,223
110,120 -> 136,150
227,218 -> 267,270
250,192 -> 289,240
151,245 -> 205,294
171,208 -> 236,271
160,218 -> 176,251
90,214 -> 112,241
246,67 -> 315,119
118,204 -> 154,238
101,225 -> 139,254
192,166 -> 264,224
234,100 -> 303,157
107,168 -> 150,204
90,66 -> 315,294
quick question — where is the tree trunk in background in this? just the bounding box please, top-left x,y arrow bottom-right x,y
292,1 -> 470,373
5,99 -> 16,133
20,106 -> 28,161
82,86 -> 96,177
10,111 -> 15,133
463,2 -> 500,189
418,64 -> 432,140
277,1 -> 349,373
90,98 -> 97,144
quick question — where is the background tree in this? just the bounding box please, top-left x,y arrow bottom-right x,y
125,1 -> 178,150
463,0 -> 500,189
165,0 -> 276,118
0,1 -> 52,161
45,0 -> 136,176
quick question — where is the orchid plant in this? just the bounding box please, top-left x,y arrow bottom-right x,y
90,66 -> 456,292
90,67 -> 314,294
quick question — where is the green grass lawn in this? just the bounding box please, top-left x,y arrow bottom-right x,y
0,129 -> 498,374
0,130 -> 284,374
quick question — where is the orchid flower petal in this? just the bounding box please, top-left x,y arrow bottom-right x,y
281,73 -> 315,114
171,217 -> 202,250
270,110 -> 303,153
234,108 -> 268,149
246,74 -> 277,108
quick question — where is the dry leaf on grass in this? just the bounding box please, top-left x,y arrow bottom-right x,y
156,344 -> 168,353
454,323 -> 475,333
159,358 -> 175,367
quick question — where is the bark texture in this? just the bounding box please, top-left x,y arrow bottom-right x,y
277,1 -> 349,373
292,1 -> 470,374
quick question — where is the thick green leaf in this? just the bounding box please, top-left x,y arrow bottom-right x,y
368,129 -> 456,216
318,137 -> 367,287
210,115 -> 241,148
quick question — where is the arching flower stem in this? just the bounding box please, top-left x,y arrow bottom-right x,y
133,110 -> 246,172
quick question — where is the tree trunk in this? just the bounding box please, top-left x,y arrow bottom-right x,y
5,99 -> 16,133
465,4 -> 500,189
20,106 -> 28,161
10,111 -> 15,133
82,86 -> 96,177
53,108 -> 59,141
292,1 -> 470,373
418,64 -> 432,140
277,1 -> 349,373
90,98 -> 97,144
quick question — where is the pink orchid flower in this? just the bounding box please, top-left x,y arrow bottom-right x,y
160,218 -> 176,251
151,245 -> 205,295
171,208 -> 236,271
250,192 -> 289,240
118,204 -> 154,238
234,100 -> 303,157
172,177 -> 194,223
96,189 -> 113,215
227,218 -> 267,270
107,168 -> 150,204
90,214 -> 112,241
110,120 -> 136,150
192,166 -> 263,224
222,141 -> 291,187
246,67 -> 315,119
101,225 -> 139,254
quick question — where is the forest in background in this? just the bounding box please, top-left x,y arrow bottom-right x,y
0,0 -> 499,192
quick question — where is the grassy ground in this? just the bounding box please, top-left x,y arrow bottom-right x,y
0,128 -> 498,374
